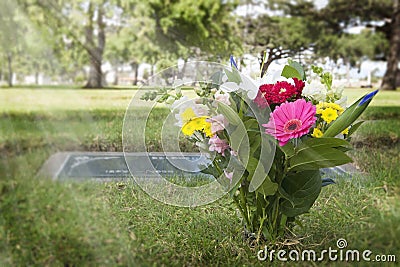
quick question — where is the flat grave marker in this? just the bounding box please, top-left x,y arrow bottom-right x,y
38,152 -> 359,182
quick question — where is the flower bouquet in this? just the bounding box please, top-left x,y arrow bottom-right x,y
143,57 -> 378,243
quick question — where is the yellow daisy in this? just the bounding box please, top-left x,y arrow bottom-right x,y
181,121 -> 196,136
311,128 -> 323,138
321,107 -> 338,123
203,123 -> 213,137
181,116 -> 212,137
326,103 -> 344,114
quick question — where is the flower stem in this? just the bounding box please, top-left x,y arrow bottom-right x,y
256,209 -> 266,243
233,196 -> 250,228
239,186 -> 251,229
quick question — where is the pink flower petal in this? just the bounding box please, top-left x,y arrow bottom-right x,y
263,99 -> 316,146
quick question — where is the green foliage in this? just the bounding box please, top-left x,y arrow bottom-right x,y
243,7 -> 322,62
143,0 -> 242,60
0,1 -> 29,86
312,0 -> 392,66
319,0 -> 392,28
311,65 -> 332,90
280,170 -> 322,217
281,65 -> 302,80
317,29 -> 389,67
288,138 -> 353,171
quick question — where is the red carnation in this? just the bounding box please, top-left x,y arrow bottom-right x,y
292,77 -> 305,97
254,79 -> 302,107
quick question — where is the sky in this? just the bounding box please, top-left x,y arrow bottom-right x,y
235,0 -> 328,17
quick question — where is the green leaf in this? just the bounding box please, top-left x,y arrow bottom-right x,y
244,118 -> 259,131
217,102 -> 242,126
199,163 -> 220,178
210,70 -> 224,88
348,121 -> 364,137
245,157 -> 259,174
288,60 -> 306,80
229,125 -> 249,165
289,147 -> 353,172
279,142 -> 295,158
295,137 -> 351,154
281,65 -> 302,80
287,138 -> 352,171
323,91 -> 375,137
280,170 -> 322,217
254,175 -> 278,196
248,158 -> 276,194
224,68 -> 242,84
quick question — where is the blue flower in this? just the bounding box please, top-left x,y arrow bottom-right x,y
358,90 -> 378,106
230,55 -> 238,69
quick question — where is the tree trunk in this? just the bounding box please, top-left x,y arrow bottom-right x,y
131,61 -> 139,85
84,3 -> 106,88
381,0 -> 400,90
85,52 -> 103,88
7,52 -> 13,87
260,47 -> 289,77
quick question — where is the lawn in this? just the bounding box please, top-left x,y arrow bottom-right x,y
0,87 -> 399,266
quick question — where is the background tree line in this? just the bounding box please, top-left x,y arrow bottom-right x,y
0,0 -> 398,90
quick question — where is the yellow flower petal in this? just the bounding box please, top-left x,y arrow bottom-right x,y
321,107 -> 338,124
181,116 -> 212,136
326,103 -> 344,113
311,128 -> 323,138
181,121 -> 196,136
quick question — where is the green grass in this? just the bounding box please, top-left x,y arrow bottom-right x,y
0,88 -> 399,265
1,87 -> 396,112
344,88 -> 400,106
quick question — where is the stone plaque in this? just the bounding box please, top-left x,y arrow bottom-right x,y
38,152 -> 358,182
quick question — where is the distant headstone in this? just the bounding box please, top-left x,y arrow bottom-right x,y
38,152 -> 359,182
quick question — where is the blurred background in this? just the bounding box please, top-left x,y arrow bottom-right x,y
0,0 -> 398,90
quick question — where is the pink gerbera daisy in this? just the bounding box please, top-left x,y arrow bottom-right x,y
262,99 -> 316,146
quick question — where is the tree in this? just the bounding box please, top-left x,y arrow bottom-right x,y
380,0 -> 400,90
18,0 -> 125,88
139,0 -> 242,62
317,0 -> 398,90
316,29 -> 388,76
0,1 -> 27,86
247,18 -> 319,74
105,0 -> 242,85
105,6 -> 162,86
239,0 -> 322,76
